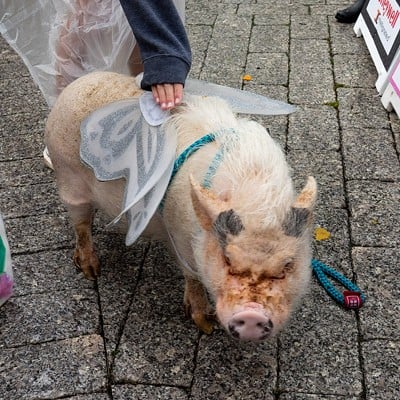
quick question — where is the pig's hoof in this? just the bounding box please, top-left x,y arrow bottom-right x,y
73,249 -> 100,281
185,304 -> 214,334
194,314 -> 214,335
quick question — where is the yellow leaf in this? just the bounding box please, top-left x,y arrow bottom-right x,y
242,74 -> 252,81
314,227 -> 331,241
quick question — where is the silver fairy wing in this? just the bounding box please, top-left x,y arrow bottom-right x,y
79,82 -> 293,245
80,97 -> 176,243
185,78 -> 296,115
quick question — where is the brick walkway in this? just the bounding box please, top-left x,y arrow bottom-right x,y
1,1 -> 399,399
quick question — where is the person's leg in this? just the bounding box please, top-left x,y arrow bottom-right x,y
335,0 -> 366,23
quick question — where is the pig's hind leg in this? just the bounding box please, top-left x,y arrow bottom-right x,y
71,204 -> 100,281
58,179 -> 100,281
184,276 -> 214,334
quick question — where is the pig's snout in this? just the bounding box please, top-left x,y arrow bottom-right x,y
228,309 -> 273,341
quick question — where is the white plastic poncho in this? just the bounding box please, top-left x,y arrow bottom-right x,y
0,0 -> 185,107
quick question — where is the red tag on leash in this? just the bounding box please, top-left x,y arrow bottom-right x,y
343,291 -> 363,309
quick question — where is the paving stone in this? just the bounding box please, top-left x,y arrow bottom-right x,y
0,109 -> 47,136
288,105 -> 340,151
333,54 -> 377,88
62,394 -> 109,400
279,289 -> 362,396
96,233 -> 146,356
0,34 -> 16,53
11,249 -> 94,297
342,128 -> 400,180
280,394 -> 359,399
337,88 -> 391,130
0,335 -> 106,400
0,289 -> 99,348
4,213 -> 73,253
245,82 -> 289,103
185,0 -> 236,24
191,330 -> 276,399
187,24 -> 213,78
251,5 -> 291,25
186,9 -> 218,25
250,25 -> 289,53
291,14 -> 329,39
352,247 -> 400,340
287,149 -> 346,209
0,56 -> 31,79
251,114 -> 288,148
329,18 -> 372,55
347,180 -> 400,247
112,243 -> 198,387
0,129 -> 43,161
112,384 -> 188,399
289,39 -> 335,105
246,52 -> 289,86
311,207 -> 353,275
242,84 -> 289,145
200,14 -> 252,86
0,182 -> 64,218
0,77 -> 46,116
237,1 -> 299,20
389,112 -> 400,154
362,340 -> 400,400
1,158 -> 54,187
310,4 -> 347,16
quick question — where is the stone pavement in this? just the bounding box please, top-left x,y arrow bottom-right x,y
1,0 -> 399,399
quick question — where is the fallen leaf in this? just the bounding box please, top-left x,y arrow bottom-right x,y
242,74 -> 252,81
314,227 -> 331,241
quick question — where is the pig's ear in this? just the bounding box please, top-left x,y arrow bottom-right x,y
190,174 -> 227,230
293,176 -> 317,210
283,177 -> 317,237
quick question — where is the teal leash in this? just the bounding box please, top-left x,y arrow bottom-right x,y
311,258 -> 365,309
158,129 -> 366,309
158,132 -> 217,212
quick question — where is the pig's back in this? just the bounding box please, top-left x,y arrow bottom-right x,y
45,72 -> 143,227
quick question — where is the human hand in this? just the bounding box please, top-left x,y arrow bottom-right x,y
151,83 -> 183,110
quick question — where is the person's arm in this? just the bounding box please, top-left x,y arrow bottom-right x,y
119,0 -> 192,109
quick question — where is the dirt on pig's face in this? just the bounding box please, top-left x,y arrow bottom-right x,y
190,176 -> 317,342
197,220 -> 312,341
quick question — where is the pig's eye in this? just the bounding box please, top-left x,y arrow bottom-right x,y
224,255 -> 231,266
284,260 -> 294,271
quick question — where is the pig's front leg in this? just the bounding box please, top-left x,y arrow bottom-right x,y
184,276 -> 214,334
69,204 -> 100,280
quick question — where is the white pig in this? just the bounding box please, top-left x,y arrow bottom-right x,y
45,71 -> 317,342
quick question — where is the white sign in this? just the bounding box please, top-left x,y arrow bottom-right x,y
389,58 -> 400,95
366,0 -> 400,54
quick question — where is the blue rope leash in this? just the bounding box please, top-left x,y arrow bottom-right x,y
311,258 -> 365,309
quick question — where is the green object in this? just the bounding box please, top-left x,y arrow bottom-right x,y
0,237 -> 6,274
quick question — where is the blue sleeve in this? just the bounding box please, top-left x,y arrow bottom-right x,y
119,0 -> 192,90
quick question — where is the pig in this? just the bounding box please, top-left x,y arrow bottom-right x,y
45,71 -> 317,342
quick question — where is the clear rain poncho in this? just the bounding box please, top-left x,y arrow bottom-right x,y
0,0 -> 185,107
